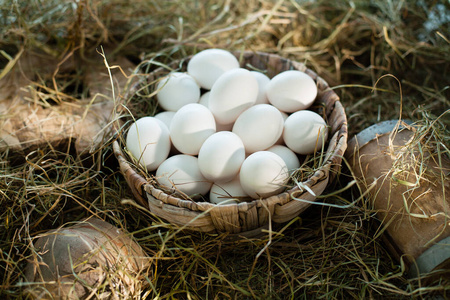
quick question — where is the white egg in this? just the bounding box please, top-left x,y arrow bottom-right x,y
239,151 -> 289,199
267,145 -> 300,175
156,154 -> 212,196
232,104 -> 284,153
187,49 -> 240,89
283,110 -> 328,155
275,111 -> 289,145
126,117 -> 171,171
198,93 -> 232,131
266,70 -> 318,113
198,131 -> 245,183
156,72 -> 201,111
198,91 -> 210,107
250,71 -> 270,105
154,111 -> 180,154
154,111 -> 176,128
209,68 -> 259,126
170,103 -> 216,155
209,176 -> 249,205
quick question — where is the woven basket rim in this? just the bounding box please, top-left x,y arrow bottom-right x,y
114,50 -> 348,233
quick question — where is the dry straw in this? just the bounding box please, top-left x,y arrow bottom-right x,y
1,0 -> 449,299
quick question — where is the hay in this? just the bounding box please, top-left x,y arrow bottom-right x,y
1,0 -> 449,299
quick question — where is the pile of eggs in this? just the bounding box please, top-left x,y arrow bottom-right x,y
126,49 -> 328,205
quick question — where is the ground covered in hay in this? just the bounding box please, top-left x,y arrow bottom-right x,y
1,0 -> 449,299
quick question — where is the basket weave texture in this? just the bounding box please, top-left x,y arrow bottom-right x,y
113,51 -> 348,237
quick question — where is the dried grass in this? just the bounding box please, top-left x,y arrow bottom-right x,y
1,0 -> 449,299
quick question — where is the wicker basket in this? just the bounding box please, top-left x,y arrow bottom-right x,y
113,51 -> 348,237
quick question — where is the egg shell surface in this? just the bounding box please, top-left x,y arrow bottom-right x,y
170,103 -> 216,155
250,71 -> 270,105
198,92 -> 232,131
126,117 -> 171,171
239,151 -> 289,199
283,110 -> 328,155
156,72 -> 200,111
232,104 -> 284,153
208,68 -> 259,126
275,111 -> 289,145
154,111 -> 176,129
266,70 -> 318,113
187,49 -> 240,90
267,145 -> 300,175
154,111 -> 180,154
198,91 -> 210,107
209,176 -> 249,205
156,154 -> 212,196
198,131 -> 245,183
